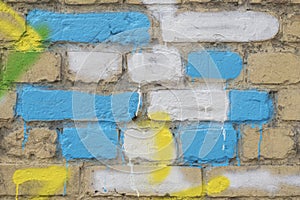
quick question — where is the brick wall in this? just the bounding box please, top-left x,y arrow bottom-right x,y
0,0 -> 299,199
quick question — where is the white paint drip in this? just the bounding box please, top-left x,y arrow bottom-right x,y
222,127 -> 226,151
128,159 -> 140,197
136,85 -> 141,117
224,170 -> 300,193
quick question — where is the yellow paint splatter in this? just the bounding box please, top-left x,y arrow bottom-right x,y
149,111 -> 171,121
149,166 -> 172,185
136,112 -> 174,184
13,166 -> 69,200
0,0 -> 42,51
206,176 -> 230,195
171,184 -> 203,197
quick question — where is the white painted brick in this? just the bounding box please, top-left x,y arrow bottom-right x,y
67,52 -> 122,82
123,124 -> 176,161
148,89 -> 228,121
161,11 -> 279,42
127,46 -> 183,84
85,166 -> 202,196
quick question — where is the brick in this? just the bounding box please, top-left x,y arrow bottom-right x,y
185,0 -> 238,2
122,122 -> 176,161
127,46 -> 183,84
161,11 -> 279,42
6,0 -> 49,2
205,166 -> 300,197
241,125 -> 295,160
27,10 -> 150,46
65,0 -> 119,5
65,0 -> 96,4
148,88 -> 228,121
0,4 -> 26,42
178,123 -> 237,165
2,128 -> 57,159
248,53 -> 300,84
250,0 -> 289,3
283,15 -> 300,42
186,51 -> 242,80
16,85 -> 140,122
83,165 -> 202,196
67,52 -> 122,83
0,91 -> 16,120
229,90 -> 273,122
0,164 -> 79,196
278,90 -> 300,121
59,123 -> 118,160
18,52 -> 61,83
127,0 -> 180,4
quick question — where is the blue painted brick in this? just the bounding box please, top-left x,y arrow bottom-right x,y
179,123 -> 237,165
27,10 -> 150,45
229,90 -> 273,122
186,51 -> 243,80
16,85 -> 140,122
59,123 -> 118,160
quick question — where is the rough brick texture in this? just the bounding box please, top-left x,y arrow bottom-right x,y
0,0 -> 299,199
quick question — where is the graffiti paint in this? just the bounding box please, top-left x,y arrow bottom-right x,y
0,1 -> 48,97
186,51 -> 243,80
229,90 -> 273,122
27,10 -> 150,45
59,123 -> 118,160
179,123 -> 237,165
13,166 -> 69,200
16,85 -> 140,122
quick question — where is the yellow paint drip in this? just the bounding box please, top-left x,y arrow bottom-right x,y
205,176 -> 230,195
0,0 -> 42,51
13,166 -> 69,200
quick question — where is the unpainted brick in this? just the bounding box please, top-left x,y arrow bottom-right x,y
18,52 -> 61,83
0,91 -> 16,120
248,53 -> 300,84
283,15 -> 300,42
278,90 -> 300,121
2,128 -> 57,159
241,125 -> 295,160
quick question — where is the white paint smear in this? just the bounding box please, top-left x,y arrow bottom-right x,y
224,170 -> 300,193
148,89 -> 229,121
161,11 -> 279,42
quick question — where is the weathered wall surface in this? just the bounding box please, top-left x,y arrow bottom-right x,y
0,0 -> 299,199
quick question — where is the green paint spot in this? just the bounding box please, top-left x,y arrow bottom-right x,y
0,52 -> 41,98
0,25 -> 49,98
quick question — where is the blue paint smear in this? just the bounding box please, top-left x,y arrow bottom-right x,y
236,125 -> 241,166
179,123 -> 237,165
228,90 -> 273,123
186,51 -> 243,80
59,123 -> 118,160
16,85 -> 140,122
21,121 -> 28,150
257,124 -> 263,160
27,10 -> 150,46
